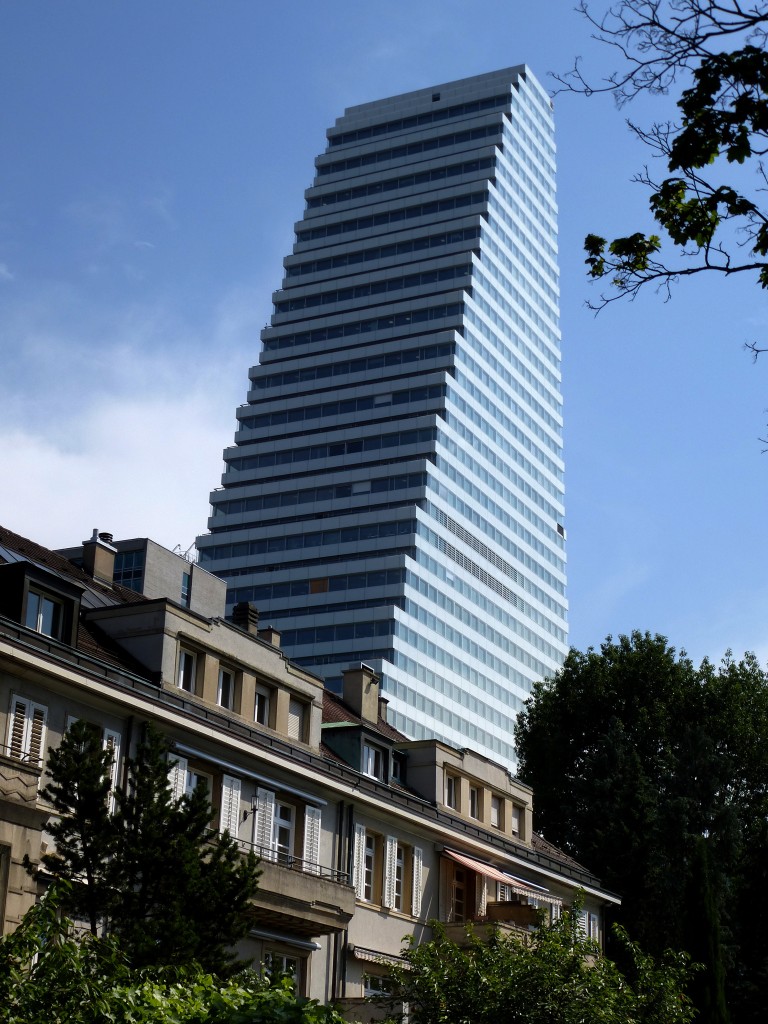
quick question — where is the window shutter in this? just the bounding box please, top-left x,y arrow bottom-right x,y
168,754 -> 188,802
302,805 -> 322,874
8,699 -> 29,760
352,822 -> 367,898
383,834 -> 398,909
287,698 -> 304,740
254,787 -> 276,861
7,698 -> 47,763
411,847 -> 423,918
102,729 -> 121,814
475,874 -> 488,917
219,774 -> 242,839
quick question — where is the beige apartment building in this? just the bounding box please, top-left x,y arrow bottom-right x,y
0,524 -> 617,1010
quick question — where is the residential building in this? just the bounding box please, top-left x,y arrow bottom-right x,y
1,525 -> 613,1008
197,67 -> 566,771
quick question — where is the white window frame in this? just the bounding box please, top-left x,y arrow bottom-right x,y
511,804 -> 521,837
490,795 -> 501,828
273,799 -> 296,864
25,589 -> 64,639
469,785 -> 480,820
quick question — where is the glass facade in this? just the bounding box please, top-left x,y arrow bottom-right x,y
197,67 -> 566,770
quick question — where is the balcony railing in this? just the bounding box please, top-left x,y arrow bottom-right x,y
233,834 -> 350,886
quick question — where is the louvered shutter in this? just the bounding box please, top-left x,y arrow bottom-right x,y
287,699 -> 304,740
220,774 -> 242,839
7,698 -> 47,763
254,787 -> 276,861
383,834 -> 398,909
411,847 -> 423,917
475,874 -> 488,917
302,805 -> 322,874
103,729 -> 121,814
352,822 -> 367,898
168,755 -> 188,802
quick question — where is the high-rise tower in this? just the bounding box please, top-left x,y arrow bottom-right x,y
197,67 -> 566,770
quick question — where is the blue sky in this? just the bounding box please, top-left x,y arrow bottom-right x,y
1,0 -> 766,665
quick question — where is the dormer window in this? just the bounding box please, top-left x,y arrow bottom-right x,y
362,742 -> 385,780
25,589 -> 64,639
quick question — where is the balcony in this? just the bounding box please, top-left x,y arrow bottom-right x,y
0,744 -> 43,810
442,901 -> 540,946
240,839 -> 355,937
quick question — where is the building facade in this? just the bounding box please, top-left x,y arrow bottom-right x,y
197,67 -> 567,770
1,526 -> 613,1010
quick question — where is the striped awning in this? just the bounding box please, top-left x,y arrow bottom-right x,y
349,945 -> 406,966
444,849 -> 562,907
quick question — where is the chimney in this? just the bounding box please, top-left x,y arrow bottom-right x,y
81,528 -> 117,585
231,600 -> 260,635
343,663 -> 380,724
258,625 -> 281,648
378,696 -> 389,723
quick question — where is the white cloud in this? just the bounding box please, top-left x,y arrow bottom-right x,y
0,282 -> 259,554
0,262 -> 14,281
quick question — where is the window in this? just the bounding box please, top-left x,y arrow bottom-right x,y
217,667 -> 235,710
264,951 -> 303,992
287,698 -> 306,741
181,571 -> 191,607
255,685 -> 273,727
511,804 -> 521,837
25,590 -> 63,639
6,696 -> 47,764
364,832 -> 380,902
445,774 -> 457,809
185,768 -> 211,798
451,865 -> 467,922
273,801 -> 296,864
177,649 -> 197,693
491,795 -> 502,829
363,973 -> 391,997
469,786 -> 480,820
362,743 -> 385,780
251,787 -> 321,870
219,774 -> 241,839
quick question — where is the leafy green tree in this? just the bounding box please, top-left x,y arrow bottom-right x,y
380,909 -> 696,1024
0,883 -> 346,1024
515,632 -> 768,1023
560,1 -> 768,341
29,722 -> 260,974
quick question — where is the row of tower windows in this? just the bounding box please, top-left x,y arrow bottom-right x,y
231,427 -> 437,470
306,157 -> 495,209
484,214 -> 558,303
238,384 -> 445,433
202,520 -> 416,563
262,302 -> 463,352
249,342 -> 453,391
209,471 -> 427,517
284,227 -> 480,279
327,93 -> 510,147
317,125 -> 501,177
479,252 -> 560,339
492,167 -> 556,247
469,288 -> 559,386
497,144 -> 557,226
487,191 -> 557,280
295,192 -> 485,243
273,265 -> 470,315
